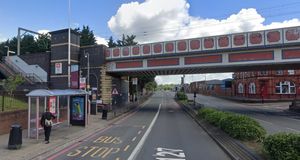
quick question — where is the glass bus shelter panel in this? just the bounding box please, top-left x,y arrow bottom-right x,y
29,98 -> 37,138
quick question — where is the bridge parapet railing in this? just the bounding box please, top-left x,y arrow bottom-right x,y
105,26 -> 300,60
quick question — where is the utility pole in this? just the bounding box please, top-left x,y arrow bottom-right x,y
68,0 -> 71,88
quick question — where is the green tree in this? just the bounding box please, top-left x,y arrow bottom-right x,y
36,33 -> 51,52
21,34 -> 38,53
1,75 -> 24,107
145,81 -> 157,92
117,34 -> 138,46
108,36 -> 117,48
77,25 -> 96,46
108,34 -> 138,47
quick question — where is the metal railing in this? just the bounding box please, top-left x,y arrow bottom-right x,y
4,57 -> 43,83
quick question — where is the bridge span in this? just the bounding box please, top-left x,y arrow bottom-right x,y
105,26 -> 300,76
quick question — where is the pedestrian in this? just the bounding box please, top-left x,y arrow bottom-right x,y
40,108 -> 56,144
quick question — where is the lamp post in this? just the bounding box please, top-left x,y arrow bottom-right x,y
84,51 -> 90,91
4,46 -> 15,57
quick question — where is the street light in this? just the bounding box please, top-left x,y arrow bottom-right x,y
84,51 -> 90,91
4,46 -> 15,57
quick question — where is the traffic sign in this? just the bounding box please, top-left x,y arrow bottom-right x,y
112,88 -> 119,95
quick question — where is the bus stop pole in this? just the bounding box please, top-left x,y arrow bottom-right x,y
67,96 -> 70,127
36,97 -> 39,140
27,97 -> 31,138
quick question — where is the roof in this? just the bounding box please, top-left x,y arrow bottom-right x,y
26,89 -> 88,97
206,80 -> 223,85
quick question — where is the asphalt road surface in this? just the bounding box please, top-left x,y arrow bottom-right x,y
187,93 -> 300,134
47,91 -> 229,160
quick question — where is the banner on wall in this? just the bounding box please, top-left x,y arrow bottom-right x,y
55,63 -> 62,74
70,96 -> 85,126
71,65 -> 79,89
80,78 -> 86,89
48,97 -> 56,114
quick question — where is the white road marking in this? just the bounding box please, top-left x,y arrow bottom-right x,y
132,137 -> 137,142
128,103 -> 162,160
253,118 -> 273,125
286,127 -> 300,132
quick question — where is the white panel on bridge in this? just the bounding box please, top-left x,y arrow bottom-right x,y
164,41 -> 176,53
217,35 -> 231,49
131,45 -> 141,56
248,31 -> 265,47
265,29 -> 283,45
176,40 -> 188,53
202,36 -> 216,51
121,46 -> 131,57
188,38 -> 202,52
112,48 -> 121,58
283,27 -> 300,44
231,33 -> 247,48
152,43 -> 163,55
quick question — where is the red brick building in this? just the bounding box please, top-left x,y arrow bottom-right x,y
189,79 -> 232,97
233,70 -> 300,100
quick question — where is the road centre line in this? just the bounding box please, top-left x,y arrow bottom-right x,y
128,103 -> 162,160
138,131 -> 142,135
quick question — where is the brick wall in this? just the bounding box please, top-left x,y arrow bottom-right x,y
0,110 -> 28,135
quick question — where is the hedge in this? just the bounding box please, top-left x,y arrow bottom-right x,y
263,133 -> 300,160
197,107 -> 266,141
176,92 -> 188,100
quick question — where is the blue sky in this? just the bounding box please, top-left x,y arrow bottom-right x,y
1,0 -> 300,84
1,0 -> 300,41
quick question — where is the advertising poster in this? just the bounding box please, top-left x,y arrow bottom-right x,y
71,96 -> 85,123
48,97 -> 56,114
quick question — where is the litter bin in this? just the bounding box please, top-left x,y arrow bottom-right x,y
90,102 -> 97,115
102,109 -> 108,119
8,124 -> 22,149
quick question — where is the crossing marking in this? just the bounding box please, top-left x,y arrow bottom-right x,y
124,145 -> 130,151
132,137 -> 137,142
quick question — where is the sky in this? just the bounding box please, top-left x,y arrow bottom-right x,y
1,0 -> 300,84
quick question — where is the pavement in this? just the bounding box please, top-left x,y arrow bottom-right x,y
0,99 -> 147,160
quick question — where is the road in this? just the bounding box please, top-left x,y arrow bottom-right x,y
187,93 -> 300,134
46,91 -> 229,160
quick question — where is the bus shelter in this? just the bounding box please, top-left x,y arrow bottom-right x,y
26,89 -> 88,140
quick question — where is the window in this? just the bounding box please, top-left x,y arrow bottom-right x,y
288,70 -> 295,75
260,71 -> 268,76
238,83 -> 244,94
275,81 -> 295,94
276,70 -> 283,75
249,83 -> 256,94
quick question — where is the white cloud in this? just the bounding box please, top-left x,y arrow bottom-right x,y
0,33 -> 7,42
109,0 -> 300,84
95,35 -> 108,46
38,30 -> 50,34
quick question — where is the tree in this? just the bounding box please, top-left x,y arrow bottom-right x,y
36,33 -> 51,52
145,81 -> 157,92
108,36 -> 117,48
117,34 -> 138,46
21,34 -> 38,53
77,25 -> 96,46
1,75 -> 24,107
108,34 -> 138,47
